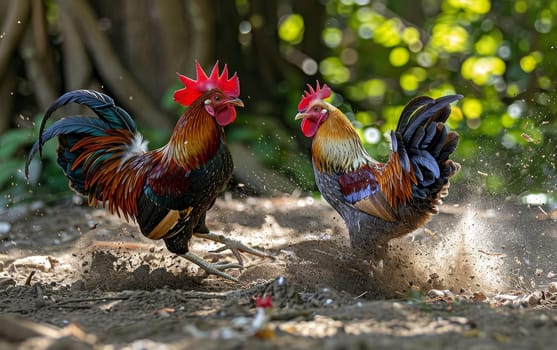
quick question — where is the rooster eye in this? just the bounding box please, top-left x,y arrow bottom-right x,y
312,106 -> 319,112
214,96 -> 221,101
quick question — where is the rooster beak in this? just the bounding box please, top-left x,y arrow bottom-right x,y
295,112 -> 307,120
226,98 -> 244,108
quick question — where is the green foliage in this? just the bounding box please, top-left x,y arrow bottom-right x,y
278,0 -> 556,202
0,130 -> 32,188
0,127 -> 34,197
0,117 -> 72,207
4,0 -> 556,204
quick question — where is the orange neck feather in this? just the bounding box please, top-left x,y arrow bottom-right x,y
164,101 -> 223,170
312,108 -> 371,173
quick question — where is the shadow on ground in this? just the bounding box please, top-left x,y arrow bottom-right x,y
0,196 -> 556,349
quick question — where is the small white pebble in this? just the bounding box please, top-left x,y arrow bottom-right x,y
427,289 -> 446,298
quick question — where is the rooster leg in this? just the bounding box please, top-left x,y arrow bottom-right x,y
193,231 -> 270,266
181,251 -> 242,282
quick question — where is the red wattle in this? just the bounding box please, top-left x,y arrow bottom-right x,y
301,118 -> 319,138
215,106 -> 237,126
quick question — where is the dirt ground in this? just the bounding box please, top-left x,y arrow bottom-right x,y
0,195 -> 556,349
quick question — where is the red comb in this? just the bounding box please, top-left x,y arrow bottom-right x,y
297,81 -> 331,112
255,295 -> 273,308
173,61 -> 240,107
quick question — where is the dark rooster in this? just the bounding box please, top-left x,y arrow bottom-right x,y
295,82 -> 461,254
26,61 -> 266,281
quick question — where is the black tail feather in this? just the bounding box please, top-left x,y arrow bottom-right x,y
395,94 -> 462,190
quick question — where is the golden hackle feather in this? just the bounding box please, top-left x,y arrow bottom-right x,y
311,107 -> 371,174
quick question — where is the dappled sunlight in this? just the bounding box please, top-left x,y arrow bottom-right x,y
461,56 -> 506,86
319,57 -> 351,84
448,0 -> 491,15
346,79 -> 386,102
0,1 -> 556,349
271,0 -> 556,204
278,14 -> 305,44
519,52 -> 543,73
400,67 -> 427,93
430,24 -> 469,53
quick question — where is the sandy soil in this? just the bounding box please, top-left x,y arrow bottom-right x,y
0,195 -> 556,349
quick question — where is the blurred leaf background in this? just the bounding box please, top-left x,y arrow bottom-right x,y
0,0 -> 555,207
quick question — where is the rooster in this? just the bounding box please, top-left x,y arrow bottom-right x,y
26,61 -> 267,281
295,82 -> 461,254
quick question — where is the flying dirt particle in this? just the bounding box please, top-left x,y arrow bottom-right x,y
154,307 -> 175,317
478,249 -> 505,257
537,206 -> 548,217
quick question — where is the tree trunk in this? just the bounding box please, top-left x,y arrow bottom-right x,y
0,0 -> 31,83
88,0 -> 212,109
57,0 -> 172,129
0,68 -> 16,134
58,10 -> 94,90
0,1 -> 31,132
20,0 -> 59,111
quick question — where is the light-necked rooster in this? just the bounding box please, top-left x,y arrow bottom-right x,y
295,82 -> 461,254
26,61 -> 266,281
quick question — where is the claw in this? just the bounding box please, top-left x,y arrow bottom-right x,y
193,231 -> 271,266
181,251 -> 241,282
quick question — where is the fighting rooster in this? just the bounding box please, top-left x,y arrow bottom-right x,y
26,61 -> 266,281
295,82 -> 461,254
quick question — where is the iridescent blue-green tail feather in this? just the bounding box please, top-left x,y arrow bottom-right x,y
25,90 -> 139,196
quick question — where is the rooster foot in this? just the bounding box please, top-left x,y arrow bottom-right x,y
181,251 -> 242,282
193,231 -> 271,266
